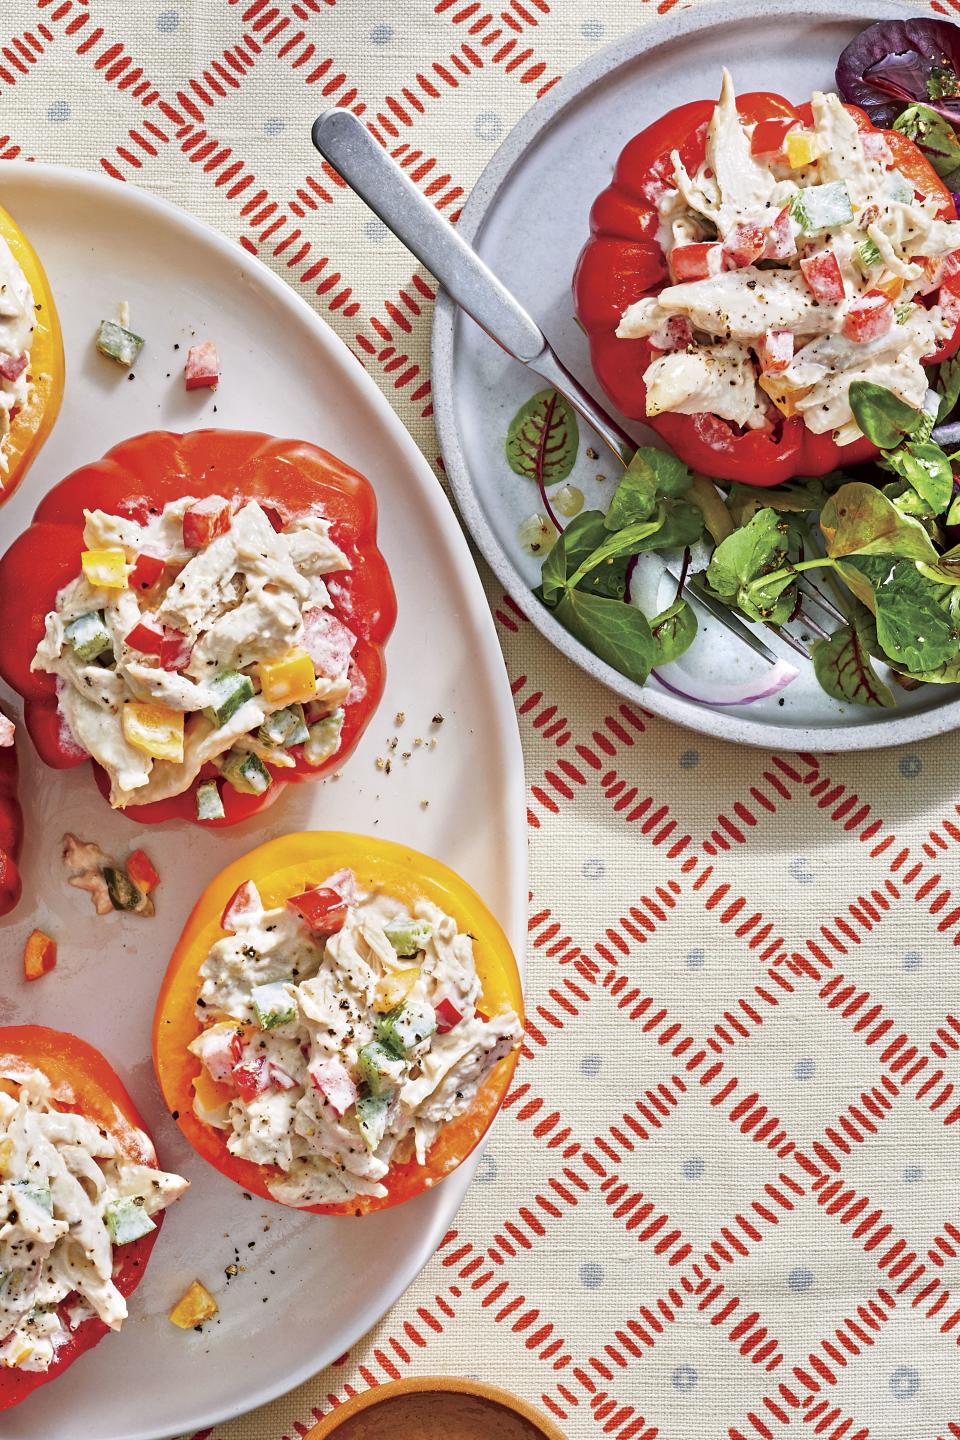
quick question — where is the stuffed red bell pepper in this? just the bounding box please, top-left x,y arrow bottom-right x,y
154,833 -> 523,1216
0,1027 -> 187,1409
574,70 -> 960,487
0,429 -> 396,827
0,713 -> 22,915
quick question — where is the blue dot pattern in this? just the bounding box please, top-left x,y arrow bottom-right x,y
47,101 -> 70,123
156,9 -> 179,32
903,950 -> 922,971
476,1153 -> 497,1184
263,118 -> 285,136
788,1267 -> 814,1292
899,753 -> 922,778
580,1053 -> 601,1077
582,857 -> 605,879
794,1058 -> 815,1081
682,1156 -> 704,1180
579,1262 -> 603,1289
475,112 -> 503,144
679,748 -> 699,769
371,23 -> 393,44
672,1365 -> 697,1392
685,947 -> 705,970
890,1366 -> 920,1400
581,19 -> 604,40
789,857 -> 815,883
903,1165 -> 923,1183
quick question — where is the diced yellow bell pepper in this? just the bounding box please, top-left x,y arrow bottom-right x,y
759,374 -> 813,418
0,1137 -> 12,1175
876,275 -> 905,301
257,648 -> 317,706
81,548 -> 128,590
785,130 -> 823,168
373,967 -> 419,1014
169,1279 -> 218,1329
10,1345 -> 33,1367
122,701 -> 185,762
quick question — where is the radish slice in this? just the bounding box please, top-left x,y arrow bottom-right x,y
651,658 -> 799,707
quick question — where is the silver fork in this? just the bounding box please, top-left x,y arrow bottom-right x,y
312,109 -> 828,670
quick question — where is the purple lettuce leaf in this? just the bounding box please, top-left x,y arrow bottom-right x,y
836,18 -> 960,128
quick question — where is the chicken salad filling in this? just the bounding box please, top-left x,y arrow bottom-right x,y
189,871 -> 523,1207
0,1068 -> 187,1372
617,71 -> 960,443
32,496 -> 356,812
0,236 -> 35,475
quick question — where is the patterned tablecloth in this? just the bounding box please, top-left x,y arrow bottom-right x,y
4,1 -> 960,1437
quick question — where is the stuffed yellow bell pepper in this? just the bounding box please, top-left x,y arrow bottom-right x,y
0,202 -> 63,502
153,833 -> 524,1216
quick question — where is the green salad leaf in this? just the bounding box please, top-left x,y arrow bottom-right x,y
650,598 -> 697,665
893,104 -> 960,192
706,509 -> 797,623
604,446 -> 691,529
848,381 -> 925,451
872,561 -> 958,673
812,614 -> 895,708
506,389 -> 578,485
935,354 -> 960,424
553,589 -> 656,684
820,482 -> 940,563
881,442 -> 954,515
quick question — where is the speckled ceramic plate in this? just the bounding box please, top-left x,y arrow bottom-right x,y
432,0 -> 960,750
0,162 -> 525,1440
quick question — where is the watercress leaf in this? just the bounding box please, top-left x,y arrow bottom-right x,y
567,515 -> 665,588
834,555 -> 885,612
539,510 -> 607,604
820,482 -> 939,562
727,479 -> 829,529
873,559 -> 958,671
604,446 -> 691,531
650,598 -> 697,665
649,499 -> 704,551
848,381 -> 924,450
505,389 -> 579,485
893,103 -> 960,190
553,589 -> 655,685
936,354 -> 960,424
880,478 -> 936,520
581,555 -> 633,600
706,509 -> 790,597
883,441 -> 954,514
812,617 -> 896,708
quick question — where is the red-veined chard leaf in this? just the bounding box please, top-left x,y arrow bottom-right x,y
812,616 -> 895,708
506,388 -> 579,487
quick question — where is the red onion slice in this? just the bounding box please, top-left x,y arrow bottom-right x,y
651,657 -> 799,707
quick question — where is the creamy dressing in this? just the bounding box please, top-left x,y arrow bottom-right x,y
0,235 -> 36,475
190,875 -> 522,1207
0,1067 -> 187,1372
32,498 -> 353,808
617,71 -> 960,439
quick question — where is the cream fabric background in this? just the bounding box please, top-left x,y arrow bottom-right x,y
3,1 -> 960,1436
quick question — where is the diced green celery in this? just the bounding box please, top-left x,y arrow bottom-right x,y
196,779 -> 225,822
855,238 -> 882,271
303,708 -> 344,767
10,1181 -> 52,1214
356,1087 -> 390,1150
205,671 -> 255,727
788,181 -> 853,232
64,611 -> 112,663
251,982 -> 296,1030
377,1001 -> 436,1057
96,319 -> 144,368
895,302 -> 916,325
383,918 -> 434,958
889,171 -> 915,205
258,704 -> 309,748
103,866 -> 143,912
221,750 -> 271,796
357,1040 -> 402,1096
104,1197 -> 156,1245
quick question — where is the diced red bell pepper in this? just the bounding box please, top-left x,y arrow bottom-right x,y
757,329 -> 794,373
317,867 -> 358,905
23,929 -> 56,981
129,552 -> 166,593
750,116 -> 796,157
126,848 -> 159,895
125,616 -> 166,656
723,223 -> 766,269
309,1056 -> 357,1115
842,289 -> 894,343
232,1054 -> 270,1100
270,1062 -> 298,1090
435,996 -> 464,1034
182,495 -> 231,549
199,1027 -> 244,1083
184,341 -> 220,392
302,607 -> 356,678
800,251 -> 845,303
650,315 -> 693,352
159,629 -> 193,672
220,879 -> 262,932
764,206 -> 799,262
260,504 -> 286,533
286,886 -> 349,937
0,352 -> 28,382
669,242 -> 722,283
